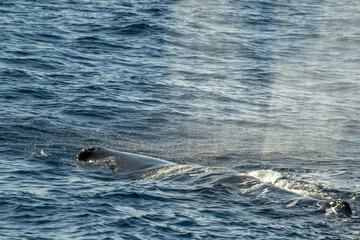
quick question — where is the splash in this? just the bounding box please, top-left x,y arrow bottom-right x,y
247,169 -> 332,200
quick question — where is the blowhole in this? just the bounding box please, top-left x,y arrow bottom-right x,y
88,146 -> 96,151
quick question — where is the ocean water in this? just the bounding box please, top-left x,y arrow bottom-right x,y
0,0 -> 359,239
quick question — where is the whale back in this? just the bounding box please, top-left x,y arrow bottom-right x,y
77,146 -> 175,173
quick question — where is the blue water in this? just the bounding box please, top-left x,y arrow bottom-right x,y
1,0 -> 360,239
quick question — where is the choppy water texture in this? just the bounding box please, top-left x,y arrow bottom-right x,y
1,0 -> 360,239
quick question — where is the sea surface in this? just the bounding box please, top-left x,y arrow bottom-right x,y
1,0 -> 360,239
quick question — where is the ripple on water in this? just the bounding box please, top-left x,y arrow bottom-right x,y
0,0 -> 359,239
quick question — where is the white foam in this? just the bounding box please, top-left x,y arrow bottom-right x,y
247,169 -> 283,184
247,169 -> 330,200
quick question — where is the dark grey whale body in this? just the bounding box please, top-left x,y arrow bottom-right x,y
77,146 -> 175,173
76,146 -> 352,216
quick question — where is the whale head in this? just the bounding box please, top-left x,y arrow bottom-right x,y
76,146 -> 111,162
